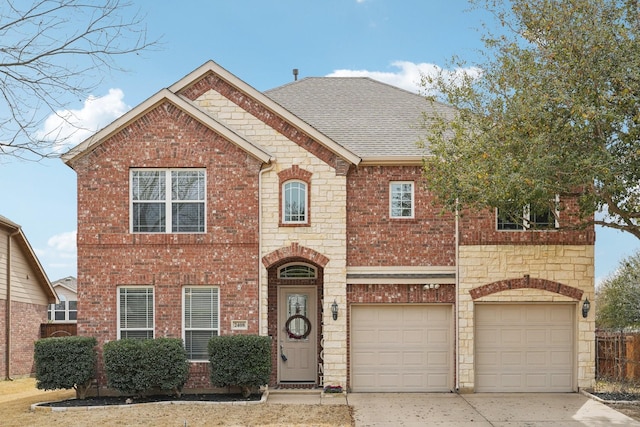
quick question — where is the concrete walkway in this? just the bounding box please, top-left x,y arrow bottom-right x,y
267,390 -> 640,426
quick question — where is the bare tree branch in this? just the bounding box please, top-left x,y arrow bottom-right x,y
0,0 -> 157,161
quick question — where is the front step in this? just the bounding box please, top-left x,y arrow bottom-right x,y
269,386 -> 321,395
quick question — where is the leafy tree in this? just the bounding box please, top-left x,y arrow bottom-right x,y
422,0 -> 640,238
0,0 -> 154,160
597,251 -> 640,331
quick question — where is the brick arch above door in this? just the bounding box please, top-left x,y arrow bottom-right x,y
469,275 -> 584,300
262,243 -> 329,269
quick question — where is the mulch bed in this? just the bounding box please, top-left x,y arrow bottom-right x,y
38,393 -> 262,407
589,392 -> 640,402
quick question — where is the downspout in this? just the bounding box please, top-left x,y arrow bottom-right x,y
5,230 -> 19,380
455,202 -> 460,392
258,161 -> 275,335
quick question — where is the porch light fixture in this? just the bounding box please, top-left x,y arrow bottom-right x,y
582,298 -> 590,318
331,300 -> 339,321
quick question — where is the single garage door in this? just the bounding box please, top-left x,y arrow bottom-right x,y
351,304 -> 452,392
475,304 -> 575,392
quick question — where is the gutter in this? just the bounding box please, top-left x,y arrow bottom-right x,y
455,202 -> 460,392
5,229 -> 19,380
258,160 -> 276,335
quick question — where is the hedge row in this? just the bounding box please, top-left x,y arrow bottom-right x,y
34,335 -> 272,398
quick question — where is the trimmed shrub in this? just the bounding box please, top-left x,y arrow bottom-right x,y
208,335 -> 271,397
143,338 -> 189,397
103,338 -> 189,397
34,336 -> 97,399
103,339 -> 149,396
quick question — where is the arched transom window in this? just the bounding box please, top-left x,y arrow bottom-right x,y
278,263 -> 317,279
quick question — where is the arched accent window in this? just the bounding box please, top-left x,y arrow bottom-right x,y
282,180 -> 307,224
279,263 -> 317,279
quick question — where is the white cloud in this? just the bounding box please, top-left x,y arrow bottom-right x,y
326,60 -> 482,94
36,88 -> 130,152
47,230 -> 77,255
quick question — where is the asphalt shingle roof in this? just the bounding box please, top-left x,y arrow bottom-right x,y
265,77 -> 455,159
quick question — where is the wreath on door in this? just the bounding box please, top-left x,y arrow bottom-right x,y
285,314 -> 312,339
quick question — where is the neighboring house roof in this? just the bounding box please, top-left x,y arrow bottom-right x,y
266,77 -> 456,164
51,276 -> 77,294
0,215 -> 57,303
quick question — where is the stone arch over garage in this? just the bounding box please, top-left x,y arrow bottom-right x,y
469,275 -> 584,300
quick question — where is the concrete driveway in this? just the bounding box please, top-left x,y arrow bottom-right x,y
346,393 -> 640,426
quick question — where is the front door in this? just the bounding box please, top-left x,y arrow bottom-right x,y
278,286 -> 317,382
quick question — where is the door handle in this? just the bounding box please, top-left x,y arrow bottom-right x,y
280,344 -> 288,362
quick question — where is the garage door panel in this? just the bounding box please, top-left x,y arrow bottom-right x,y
351,305 -> 452,392
475,304 -> 574,392
525,329 -> 547,344
428,350 -> 449,366
551,329 -> 572,343
378,330 -> 402,343
404,329 -> 424,343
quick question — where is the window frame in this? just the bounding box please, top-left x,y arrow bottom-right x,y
117,286 -> 155,340
182,286 -> 220,362
389,181 -> 415,219
496,196 -> 560,231
130,168 -> 206,234
47,296 -> 77,322
278,263 -> 317,279
282,179 -> 308,225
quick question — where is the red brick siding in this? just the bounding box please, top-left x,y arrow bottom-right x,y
70,101 -> 263,389
459,198 -> 595,246
347,165 -> 456,266
0,299 -> 48,377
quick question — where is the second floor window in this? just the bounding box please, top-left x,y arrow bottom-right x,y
497,198 -> 559,230
283,180 -> 307,224
131,169 -> 205,233
390,181 -> 414,218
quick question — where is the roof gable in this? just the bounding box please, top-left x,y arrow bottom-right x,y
62,88 -> 274,166
171,61 -> 361,166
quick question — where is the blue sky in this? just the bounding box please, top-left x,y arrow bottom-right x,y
0,0 -> 636,283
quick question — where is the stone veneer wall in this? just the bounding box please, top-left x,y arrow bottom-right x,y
458,244 -> 595,392
194,90 -> 349,387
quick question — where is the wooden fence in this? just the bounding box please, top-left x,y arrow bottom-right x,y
596,331 -> 640,382
40,323 -> 77,338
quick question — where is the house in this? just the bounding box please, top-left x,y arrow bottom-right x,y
40,276 -> 78,338
0,215 -> 57,379
62,60 -> 595,393
48,276 -> 77,323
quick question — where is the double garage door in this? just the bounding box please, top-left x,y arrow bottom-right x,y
351,303 -> 575,393
475,304 -> 575,392
351,305 -> 453,392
